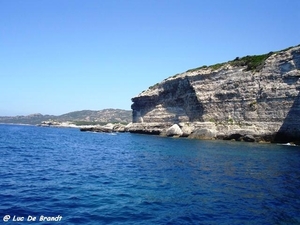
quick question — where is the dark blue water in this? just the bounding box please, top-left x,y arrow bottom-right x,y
0,124 -> 300,225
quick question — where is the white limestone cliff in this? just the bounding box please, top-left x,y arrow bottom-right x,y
129,45 -> 300,143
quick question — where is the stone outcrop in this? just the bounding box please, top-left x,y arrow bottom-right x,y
80,123 -> 127,133
39,120 -> 78,128
166,124 -> 183,137
128,45 -> 300,143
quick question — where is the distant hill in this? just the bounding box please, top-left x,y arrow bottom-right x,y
0,109 -> 132,125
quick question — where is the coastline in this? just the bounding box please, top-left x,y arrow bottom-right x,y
1,122 -> 298,146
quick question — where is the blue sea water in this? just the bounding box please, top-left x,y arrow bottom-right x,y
0,124 -> 300,225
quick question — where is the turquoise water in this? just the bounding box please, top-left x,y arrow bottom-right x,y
0,124 -> 300,224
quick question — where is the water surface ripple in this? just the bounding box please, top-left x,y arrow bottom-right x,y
0,124 -> 299,224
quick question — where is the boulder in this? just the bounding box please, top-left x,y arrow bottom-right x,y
166,124 -> 183,137
242,134 -> 256,142
113,123 -> 126,132
189,128 -> 216,140
179,122 -> 194,137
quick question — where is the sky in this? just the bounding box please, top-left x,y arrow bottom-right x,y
1,0 -> 300,116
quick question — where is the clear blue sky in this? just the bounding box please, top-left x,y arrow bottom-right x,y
1,0 -> 299,116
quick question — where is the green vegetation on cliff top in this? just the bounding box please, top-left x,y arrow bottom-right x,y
149,52 -> 273,90
147,44 -> 299,91
186,44 -> 299,73
186,52 -> 273,73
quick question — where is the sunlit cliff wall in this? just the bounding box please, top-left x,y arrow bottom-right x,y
130,45 -> 300,142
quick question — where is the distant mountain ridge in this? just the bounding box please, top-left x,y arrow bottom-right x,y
0,109 -> 132,125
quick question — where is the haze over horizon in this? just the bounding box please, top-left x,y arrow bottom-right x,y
1,0 -> 300,116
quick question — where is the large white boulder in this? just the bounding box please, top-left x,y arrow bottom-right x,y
166,124 -> 183,137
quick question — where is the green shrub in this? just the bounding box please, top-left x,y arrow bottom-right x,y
184,44 -> 298,74
209,118 -> 216,123
210,63 -> 225,70
229,52 -> 273,72
186,65 -> 208,72
186,63 -> 225,72
149,83 -> 159,89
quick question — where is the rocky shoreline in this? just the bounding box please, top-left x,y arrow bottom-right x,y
38,120 -> 79,128
80,123 -> 128,133
126,122 -> 280,143
37,120 -> 298,145
38,120 -> 129,133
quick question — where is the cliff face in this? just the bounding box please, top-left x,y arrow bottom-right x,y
129,45 -> 300,143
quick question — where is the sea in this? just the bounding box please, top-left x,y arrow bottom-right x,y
0,124 -> 299,225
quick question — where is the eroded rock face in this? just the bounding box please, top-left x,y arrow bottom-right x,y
130,45 -> 300,143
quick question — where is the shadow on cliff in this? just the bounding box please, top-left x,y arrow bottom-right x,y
131,76 -> 204,123
160,76 -> 204,122
274,89 -> 300,144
